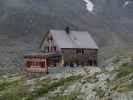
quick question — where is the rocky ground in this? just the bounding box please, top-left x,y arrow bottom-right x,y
0,54 -> 133,100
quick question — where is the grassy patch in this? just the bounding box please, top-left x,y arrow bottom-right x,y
49,91 -> 81,100
111,79 -> 133,93
116,63 -> 133,79
0,76 -> 32,100
0,85 -> 33,100
0,76 -> 23,91
108,62 -> 133,93
31,75 -> 83,98
0,75 -> 82,100
116,83 -> 133,92
94,87 -> 105,99
112,83 -> 133,93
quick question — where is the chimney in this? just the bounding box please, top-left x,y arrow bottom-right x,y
65,26 -> 70,34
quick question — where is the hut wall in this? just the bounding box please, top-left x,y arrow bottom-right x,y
61,48 -> 98,66
24,56 -> 48,73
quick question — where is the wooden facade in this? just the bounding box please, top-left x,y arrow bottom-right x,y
61,48 -> 97,66
41,32 -> 60,53
24,54 -> 48,73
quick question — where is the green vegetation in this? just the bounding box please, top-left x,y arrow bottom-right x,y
94,87 -> 105,99
0,75 -> 82,100
116,63 -> 133,79
32,75 -> 82,98
111,72 -> 133,92
49,91 -> 81,100
107,62 -> 133,93
0,76 -> 22,91
116,83 -> 133,92
111,79 -> 133,93
0,76 -> 32,100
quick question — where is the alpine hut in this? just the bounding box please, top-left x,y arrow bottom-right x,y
40,27 -> 98,67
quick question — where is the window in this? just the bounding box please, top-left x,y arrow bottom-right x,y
40,62 -> 45,68
48,36 -> 53,41
82,49 -> 84,54
88,59 -> 93,66
54,46 -> 56,51
76,49 -> 84,54
76,49 -> 81,54
26,61 -> 32,68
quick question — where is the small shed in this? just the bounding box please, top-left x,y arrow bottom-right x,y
24,53 -> 48,73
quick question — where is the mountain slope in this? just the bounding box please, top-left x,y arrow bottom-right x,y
0,0 -> 133,69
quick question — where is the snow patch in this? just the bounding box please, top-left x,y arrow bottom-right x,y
123,1 -> 131,8
83,0 -> 94,12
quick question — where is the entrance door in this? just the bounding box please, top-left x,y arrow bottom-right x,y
47,56 -> 61,67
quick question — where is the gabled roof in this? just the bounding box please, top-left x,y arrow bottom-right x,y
49,30 -> 98,49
